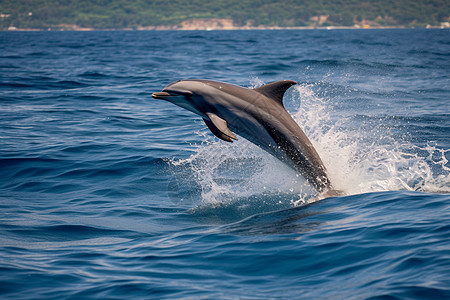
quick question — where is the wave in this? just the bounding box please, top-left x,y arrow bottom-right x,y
0,77 -> 89,90
217,191 -> 450,236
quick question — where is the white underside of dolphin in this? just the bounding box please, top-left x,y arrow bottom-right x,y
153,79 -> 340,195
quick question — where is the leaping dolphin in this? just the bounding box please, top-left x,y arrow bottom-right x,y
152,79 -> 339,195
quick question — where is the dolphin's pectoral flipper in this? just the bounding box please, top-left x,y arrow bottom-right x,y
204,112 -> 238,143
204,118 -> 234,142
254,80 -> 297,106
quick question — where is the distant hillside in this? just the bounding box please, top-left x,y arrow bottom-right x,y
1,0 -> 449,30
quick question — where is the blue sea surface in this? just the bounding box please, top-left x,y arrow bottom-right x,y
0,29 -> 449,299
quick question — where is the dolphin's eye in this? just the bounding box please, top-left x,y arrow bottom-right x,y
183,91 -> 193,98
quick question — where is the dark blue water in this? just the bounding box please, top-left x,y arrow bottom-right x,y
1,29 -> 449,299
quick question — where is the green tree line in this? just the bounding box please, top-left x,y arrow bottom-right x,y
0,0 -> 448,29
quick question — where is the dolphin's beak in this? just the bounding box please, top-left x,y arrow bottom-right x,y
152,92 -> 174,99
152,90 -> 192,100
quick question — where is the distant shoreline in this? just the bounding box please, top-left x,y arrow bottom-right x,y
4,17 -> 449,31
3,25 -> 448,32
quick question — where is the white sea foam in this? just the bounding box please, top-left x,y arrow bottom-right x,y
169,80 -> 450,207
290,83 -> 450,196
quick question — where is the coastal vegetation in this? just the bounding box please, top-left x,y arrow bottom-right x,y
1,0 -> 449,29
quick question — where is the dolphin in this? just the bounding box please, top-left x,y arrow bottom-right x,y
152,79 -> 339,195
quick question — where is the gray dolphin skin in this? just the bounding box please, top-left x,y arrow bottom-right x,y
152,79 -> 338,194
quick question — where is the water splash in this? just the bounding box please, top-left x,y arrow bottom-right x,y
168,80 -> 449,210
169,136 -> 310,207
290,83 -> 450,195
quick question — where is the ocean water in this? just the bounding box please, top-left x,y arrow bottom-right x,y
0,29 -> 449,299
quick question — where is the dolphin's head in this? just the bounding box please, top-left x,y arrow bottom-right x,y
152,80 -> 216,117
152,80 -> 194,102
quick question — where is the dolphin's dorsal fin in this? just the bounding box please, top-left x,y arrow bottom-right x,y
254,80 -> 297,106
204,112 -> 238,143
